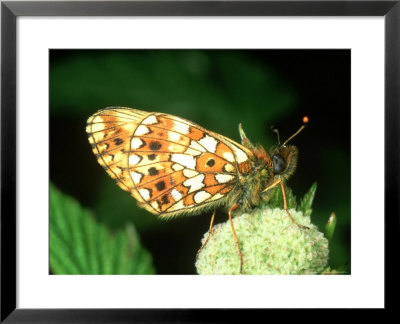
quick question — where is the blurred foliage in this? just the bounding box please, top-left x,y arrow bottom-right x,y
325,212 -> 337,242
50,183 -> 155,274
298,182 -> 317,217
50,50 -> 350,274
50,51 -> 295,143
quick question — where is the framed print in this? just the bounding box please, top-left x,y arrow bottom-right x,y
1,0 -> 398,321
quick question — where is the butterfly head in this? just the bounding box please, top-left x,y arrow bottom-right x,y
269,144 -> 298,178
268,116 -> 308,178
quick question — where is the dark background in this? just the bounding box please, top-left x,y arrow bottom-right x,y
50,49 -> 350,274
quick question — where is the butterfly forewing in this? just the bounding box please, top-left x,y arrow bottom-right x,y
86,107 -> 253,217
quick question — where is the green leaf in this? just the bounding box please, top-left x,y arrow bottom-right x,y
298,182 -> 317,216
93,177 -> 159,231
50,183 -> 155,274
325,212 -> 337,242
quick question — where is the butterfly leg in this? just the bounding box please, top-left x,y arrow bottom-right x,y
262,178 -> 283,193
228,203 -> 244,273
196,209 -> 216,259
279,181 -> 309,230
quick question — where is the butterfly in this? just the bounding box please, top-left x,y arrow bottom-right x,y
86,107 -> 308,272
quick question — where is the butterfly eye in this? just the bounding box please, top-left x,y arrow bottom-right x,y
272,154 -> 286,174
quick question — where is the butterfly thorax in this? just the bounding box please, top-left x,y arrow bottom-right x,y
229,143 -> 298,212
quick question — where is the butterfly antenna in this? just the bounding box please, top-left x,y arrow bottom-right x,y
271,125 -> 281,145
282,116 -> 309,146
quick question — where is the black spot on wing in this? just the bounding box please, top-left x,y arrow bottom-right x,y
161,194 -> 169,205
156,181 -> 166,191
149,141 -> 162,151
148,167 -> 159,176
206,158 -> 215,167
114,138 -> 123,145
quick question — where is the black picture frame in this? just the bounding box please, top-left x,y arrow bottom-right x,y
1,0 -> 398,321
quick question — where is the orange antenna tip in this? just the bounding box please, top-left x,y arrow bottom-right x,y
282,117 -> 308,146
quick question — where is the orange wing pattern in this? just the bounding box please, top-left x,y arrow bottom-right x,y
86,107 -> 253,217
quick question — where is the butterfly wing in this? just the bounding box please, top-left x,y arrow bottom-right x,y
86,107 -> 253,217
86,107 -> 152,208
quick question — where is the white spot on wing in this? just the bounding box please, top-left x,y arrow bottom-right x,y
93,116 -> 104,123
224,163 -> 235,172
172,121 -> 190,134
103,155 -> 113,163
194,191 -> 211,203
172,163 -> 184,171
209,193 -> 225,201
183,174 -> 205,193
198,135 -> 218,153
142,115 -> 158,125
93,132 -> 105,142
168,131 -> 181,142
135,125 -> 150,135
89,119 -> 105,133
93,132 -> 104,142
223,151 -> 235,163
139,188 -> 151,200
131,137 -> 144,149
121,123 -> 136,133
171,154 -> 196,169
184,147 -> 202,156
113,151 -> 123,162
189,140 -> 206,153
215,174 -> 235,184
169,200 -> 186,211
131,171 -> 143,184
183,169 -> 199,178
232,146 -> 249,163
171,189 -> 183,201
151,201 -> 160,211
128,154 -> 141,166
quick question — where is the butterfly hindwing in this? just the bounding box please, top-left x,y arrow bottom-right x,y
86,107 -> 253,217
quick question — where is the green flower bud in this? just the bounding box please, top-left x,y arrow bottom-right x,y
196,206 -> 329,275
